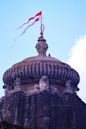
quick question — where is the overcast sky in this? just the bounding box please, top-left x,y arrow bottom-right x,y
0,0 -> 86,102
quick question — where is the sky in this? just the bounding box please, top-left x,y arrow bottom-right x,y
0,0 -> 86,102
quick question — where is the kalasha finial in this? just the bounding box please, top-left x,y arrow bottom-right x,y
35,14 -> 48,56
35,35 -> 48,56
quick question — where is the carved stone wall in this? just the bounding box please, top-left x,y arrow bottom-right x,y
0,90 -> 86,129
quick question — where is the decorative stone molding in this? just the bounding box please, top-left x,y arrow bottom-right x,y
3,57 -> 80,87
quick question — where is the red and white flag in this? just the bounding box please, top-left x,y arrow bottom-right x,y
14,11 -> 42,43
20,17 -> 40,36
18,11 -> 42,29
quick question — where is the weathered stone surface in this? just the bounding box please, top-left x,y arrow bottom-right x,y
0,91 -> 86,129
3,36 -> 80,89
0,35 -> 86,129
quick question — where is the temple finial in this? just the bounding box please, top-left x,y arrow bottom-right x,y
35,35 -> 48,56
36,27 -> 48,56
35,13 -> 48,56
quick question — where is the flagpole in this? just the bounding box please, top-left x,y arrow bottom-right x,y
40,13 -> 43,37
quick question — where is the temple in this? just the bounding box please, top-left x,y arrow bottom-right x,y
0,33 -> 86,129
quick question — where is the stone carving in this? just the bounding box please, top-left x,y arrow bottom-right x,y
65,80 -> 73,94
15,77 -> 21,86
13,77 -> 21,92
39,76 -> 50,92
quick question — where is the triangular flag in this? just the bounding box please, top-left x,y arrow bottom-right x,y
18,11 -> 42,29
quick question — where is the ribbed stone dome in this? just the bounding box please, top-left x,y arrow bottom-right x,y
3,35 -> 80,88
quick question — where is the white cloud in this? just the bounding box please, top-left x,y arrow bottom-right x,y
67,35 -> 86,103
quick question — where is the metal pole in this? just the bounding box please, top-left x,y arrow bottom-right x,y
40,13 -> 43,37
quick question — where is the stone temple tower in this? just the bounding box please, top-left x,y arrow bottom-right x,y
0,34 -> 86,129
